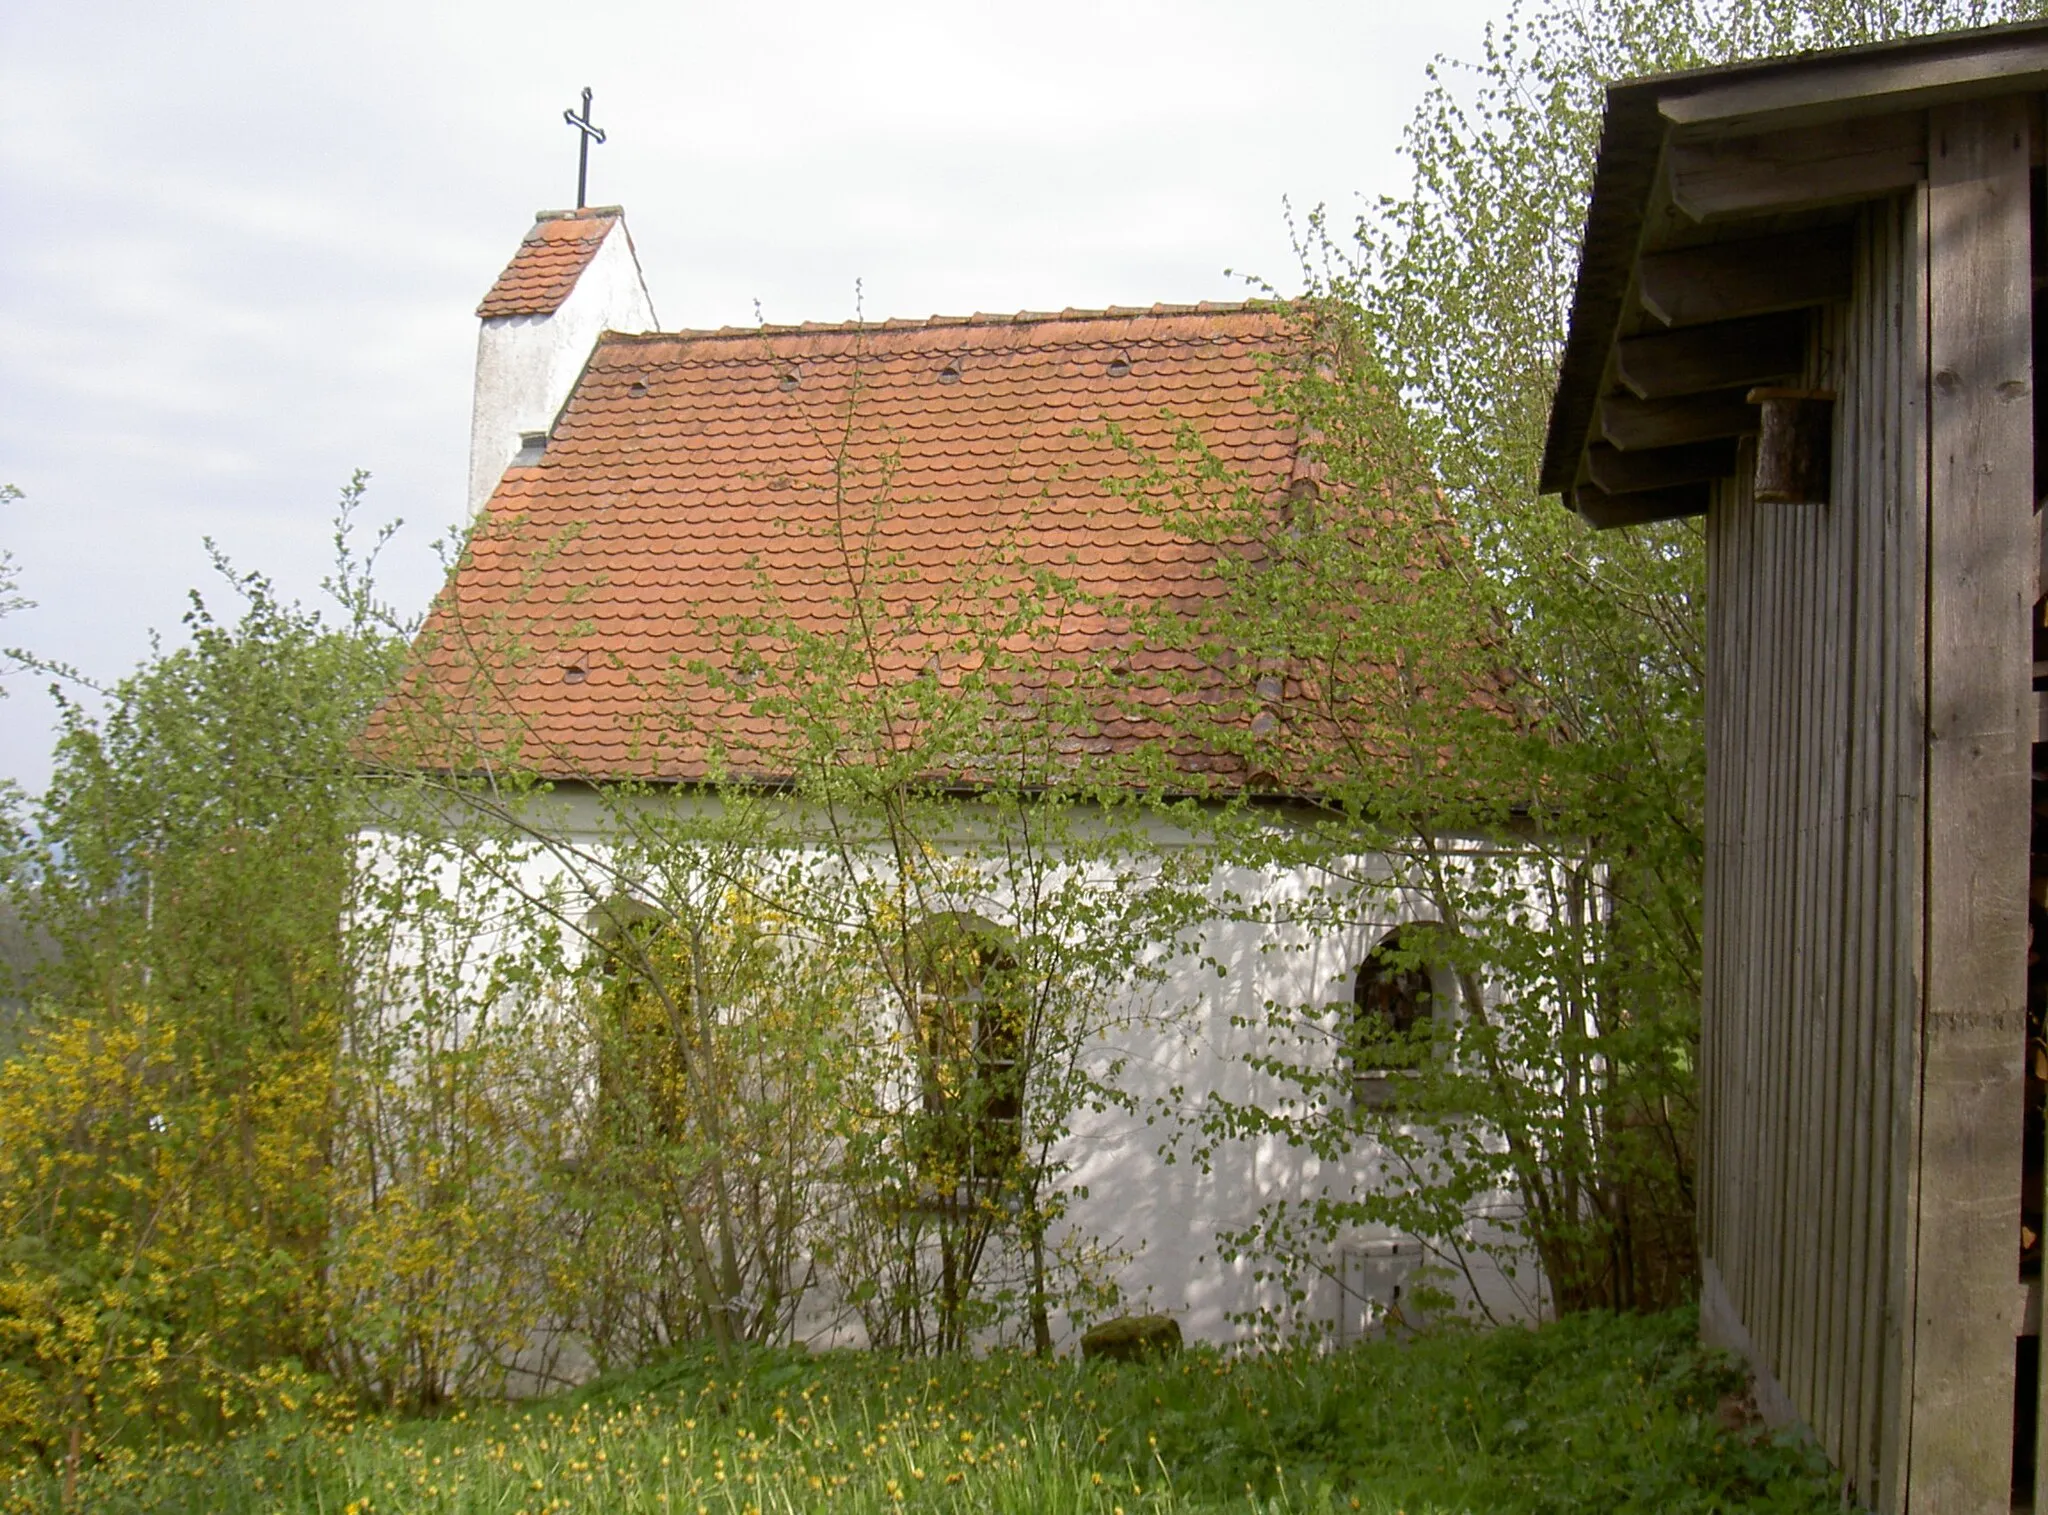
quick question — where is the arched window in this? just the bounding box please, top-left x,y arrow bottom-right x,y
1351,924 -> 1438,1105
586,897 -> 694,1143
910,913 -> 1023,1192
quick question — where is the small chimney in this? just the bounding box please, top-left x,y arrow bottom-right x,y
467,207 -> 657,518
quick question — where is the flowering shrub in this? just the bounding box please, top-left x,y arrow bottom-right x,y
0,1004 -> 332,1483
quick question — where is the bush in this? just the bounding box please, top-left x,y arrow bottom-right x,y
0,507 -> 399,1480
0,1004 -> 333,1481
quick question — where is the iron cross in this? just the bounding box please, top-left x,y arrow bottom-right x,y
562,87 -> 606,210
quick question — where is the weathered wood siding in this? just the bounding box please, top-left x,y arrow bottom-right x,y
1701,99 -> 2037,1513
1700,190 -> 1928,1510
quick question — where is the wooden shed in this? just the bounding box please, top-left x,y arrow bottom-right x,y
1540,23 -> 2048,1512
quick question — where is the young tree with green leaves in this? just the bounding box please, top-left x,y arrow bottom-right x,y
1136,0 -> 2048,1323
0,482 -> 405,1479
377,425 -> 1216,1360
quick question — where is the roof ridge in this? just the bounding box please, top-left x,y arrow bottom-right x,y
598,299 -> 1290,345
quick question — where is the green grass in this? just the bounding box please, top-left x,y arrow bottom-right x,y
4,1308 -> 1837,1514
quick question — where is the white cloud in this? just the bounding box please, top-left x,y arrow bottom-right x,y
0,0 -> 1506,791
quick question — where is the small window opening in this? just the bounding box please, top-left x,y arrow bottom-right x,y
1106,351 -> 1133,378
912,916 -> 1023,1194
628,378 -> 649,397
938,361 -> 962,385
564,662 -> 589,684
587,900 -> 694,1147
778,367 -> 800,392
1351,925 -> 1439,1107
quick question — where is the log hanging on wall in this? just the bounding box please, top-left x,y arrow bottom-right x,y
1747,387 -> 1837,504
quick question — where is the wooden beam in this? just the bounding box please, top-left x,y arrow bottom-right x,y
1587,438 -> 1740,493
1639,227 -> 1855,327
1912,93 -> 2032,1512
1616,313 -> 1808,401
1669,112 -> 1926,221
1656,33 -> 2048,131
1571,481 -> 1710,528
1599,388 -> 1759,450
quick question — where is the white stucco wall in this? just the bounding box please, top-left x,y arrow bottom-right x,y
1052,858 -> 1543,1346
466,224 -> 657,519
356,798 -> 1544,1355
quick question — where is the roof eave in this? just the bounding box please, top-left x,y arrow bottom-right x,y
1538,83 -> 1669,496
1541,19 -> 2048,506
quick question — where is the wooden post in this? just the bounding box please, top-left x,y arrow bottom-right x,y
1912,94 -> 2034,1512
2035,93 -> 2048,1515
1882,181 -> 1932,1515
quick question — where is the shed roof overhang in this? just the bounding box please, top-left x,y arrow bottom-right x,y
1541,19 -> 2048,526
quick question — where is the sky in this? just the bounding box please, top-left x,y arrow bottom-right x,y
0,0 -> 1506,796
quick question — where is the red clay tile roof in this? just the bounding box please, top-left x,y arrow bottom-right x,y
385,303 -> 1303,782
476,208 -> 623,319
